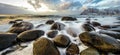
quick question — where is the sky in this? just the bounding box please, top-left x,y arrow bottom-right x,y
0,0 -> 120,15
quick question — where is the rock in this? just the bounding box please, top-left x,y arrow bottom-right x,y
91,21 -> 101,27
66,27 -> 78,37
14,19 -> 23,21
80,48 -> 99,55
85,18 -> 91,24
100,25 -> 120,30
17,30 -> 44,42
79,32 -> 120,53
116,17 -> 120,20
99,30 -> 120,39
46,30 -> 58,38
9,21 -> 16,24
100,25 -> 111,30
33,37 -> 60,55
66,43 -> 79,55
61,17 -> 77,21
7,22 -> 34,34
8,19 -> 23,24
51,22 -> 65,30
0,33 -> 17,51
53,34 -> 71,48
107,27 -> 120,32
35,24 -> 45,28
45,20 -> 54,25
82,23 -> 95,32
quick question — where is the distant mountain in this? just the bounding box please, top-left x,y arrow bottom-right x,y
81,7 -> 120,15
0,3 -> 34,15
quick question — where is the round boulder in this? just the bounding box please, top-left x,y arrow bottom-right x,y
99,30 -> 120,39
79,32 -> 120,53
0,33 -> 17,51
51,22 -> 65,30
8,22 -> 34,34
53,34 -> 71,48
9,21 -> 16,24
80,48 -> 99,55
46,30 -> 58,38
91,21 -> 101,27
61,17 -> 77,21
66,43 -> 79,55
45,20 -> 54,25
33,37 -> 60,55
14,19 -> 23,21
17,30 -> 44,42
82,23 -> 95,32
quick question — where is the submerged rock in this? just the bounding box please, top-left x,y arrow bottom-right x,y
61,17 -> 77,21
53,34 -> 71,48
80,48 -> 99,55
82,23 -> 95,32
0,33 -> 17,51
8,22 -> 34,34
17,30 -> 44,42
99,30 -> 120,39
66,43 -> 79,55
33,37 -> 60,55
79,31 -> 120,54
47,30 -> 58,38
51,22 -> 65,30
66,27 -> 78,37
45,20 -> 54,25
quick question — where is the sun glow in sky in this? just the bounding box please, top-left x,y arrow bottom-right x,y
26,3 -> 57,12
0,0 -> 54,12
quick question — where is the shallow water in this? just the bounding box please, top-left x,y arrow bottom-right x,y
0,16 -> 119,55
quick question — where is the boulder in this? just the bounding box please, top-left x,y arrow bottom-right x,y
8,19 -> 23,24
107,27 -> 120,32
17,30 -> 44,42
9,21 -> 16,24
0,33 -> 17,51
14,19 -> 23,21
7,22 -> 34,34
79,32 -> 120,53
99,30 -> 120,39
51,22 -> 65,30
80,48 -> 99,55
91,21 -> 101,27
66,43 -> 79,55
45,20 -> 54,25
47,30 -> 58,38
100,25 -> 120,30
82,23 -> 95,32
33,37 -> 60,55
61,17 -> 77,21
53,34 -> 71,48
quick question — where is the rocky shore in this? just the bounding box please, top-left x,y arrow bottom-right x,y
0,16 -> 120,55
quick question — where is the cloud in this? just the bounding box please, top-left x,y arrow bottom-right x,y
27,0 -> 82,11
89,0 -> 120,9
